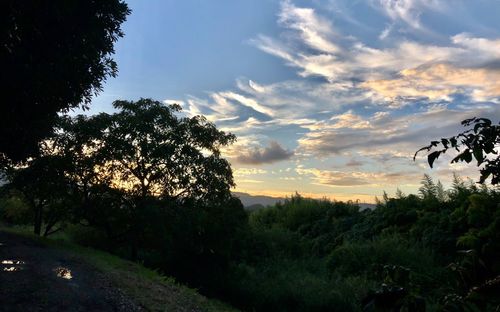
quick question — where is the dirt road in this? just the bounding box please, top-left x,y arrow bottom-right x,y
0,230 -> 142,312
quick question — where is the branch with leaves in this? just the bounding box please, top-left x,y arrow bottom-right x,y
415,117 -> 500,185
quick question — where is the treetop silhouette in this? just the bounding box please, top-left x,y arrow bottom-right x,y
1,0 -> 130,161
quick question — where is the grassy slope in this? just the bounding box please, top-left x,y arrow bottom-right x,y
0,225 -> 238,312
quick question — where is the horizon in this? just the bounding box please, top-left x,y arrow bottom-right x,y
88,0 -> 500,203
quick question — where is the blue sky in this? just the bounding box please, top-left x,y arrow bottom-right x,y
91,0 -> 500,202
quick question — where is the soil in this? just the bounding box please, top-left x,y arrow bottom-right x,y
0,230 -> 143,312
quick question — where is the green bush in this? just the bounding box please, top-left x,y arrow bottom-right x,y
226,258 -> 370,312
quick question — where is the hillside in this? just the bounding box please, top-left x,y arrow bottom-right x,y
0,228 -> 237,312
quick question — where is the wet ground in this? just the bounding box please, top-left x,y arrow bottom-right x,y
0,230 -> 142,312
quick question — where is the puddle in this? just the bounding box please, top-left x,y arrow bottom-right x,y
2,260 -> 25,265
3,266 -> 21,272
54,267 -> 73,280
1,259 -> 25,272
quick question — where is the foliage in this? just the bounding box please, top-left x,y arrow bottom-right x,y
0,190 -> 31,225
221,179 -> 500,311
0,0 -> 130,161
55,99 -> 236,202
415,117 -> 500,185
2,154 -> 75,236
2,101 -> 500,311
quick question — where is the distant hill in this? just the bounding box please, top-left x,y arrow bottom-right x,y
233,192 -> 376,210
233,192 -> 285,208
358,203 -> 377,210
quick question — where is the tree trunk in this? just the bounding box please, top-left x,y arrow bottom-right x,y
34,204 -> 42,236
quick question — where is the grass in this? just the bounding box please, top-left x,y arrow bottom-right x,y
0,224 -> 238,312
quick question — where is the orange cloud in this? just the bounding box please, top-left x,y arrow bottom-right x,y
361,63 -> 500,101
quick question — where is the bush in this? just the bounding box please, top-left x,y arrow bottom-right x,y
226,258 -> 368,312
65,224 -> 112,250
0,191 -> 31,224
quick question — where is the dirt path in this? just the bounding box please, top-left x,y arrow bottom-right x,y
0,230 -> 143,312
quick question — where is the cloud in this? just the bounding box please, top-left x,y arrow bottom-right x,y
163,99 -> 185,106
219,91 -> 275,117
252,1 -> 500,101
166,0 -> 500,199
377,0 -> 444,29
361,63 -> 500,101
279,0 -> 340,53
298,105 -> 500,159
236,141 -> 294,164
452,33 -> 500,59
296,167 -> 422,186
346,159 -> 364,167
234,168 -> 268,177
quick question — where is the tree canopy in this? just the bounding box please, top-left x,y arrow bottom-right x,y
0,0 -> 130,161
2,98 -> 238,237
56,98 -> 237,203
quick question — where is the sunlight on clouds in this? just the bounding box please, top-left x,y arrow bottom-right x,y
237,179 -> 264,184
363,63 -> 500,101
295,167 -> 422,187
330,111 -> 372,129
253,1 -> 500,89
166,0 -> 500,201
298,105 -> 500,159
234,168 -> 267,177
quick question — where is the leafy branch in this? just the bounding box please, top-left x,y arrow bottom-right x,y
414,117 -> 500,185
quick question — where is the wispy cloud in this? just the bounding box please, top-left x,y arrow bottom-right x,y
165,0 -> 500,199
362,63 -> 500,101
298,105 -> 500,159
252,1 -> 500,104
279,0 -> 340,53
376,0 -> 444,29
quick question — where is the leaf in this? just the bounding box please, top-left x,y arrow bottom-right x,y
427,151 -> 441,168
441,138 -> 449,148
472,148 -> 483,164
454,150 -> 473,163
463,150 -> 473,163
450,137 -> 458,147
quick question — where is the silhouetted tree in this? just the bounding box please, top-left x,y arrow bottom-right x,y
0,0 -> 130,161
415,118 -> 500,185
3,153 -> 74,236
91,99 -> 237,202
53,99 -> 238,258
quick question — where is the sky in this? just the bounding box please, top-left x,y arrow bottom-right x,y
90,0 -> 500,202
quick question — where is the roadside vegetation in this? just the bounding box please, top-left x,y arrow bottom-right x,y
2,167 -> 500,311
0,224 -> 237,312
